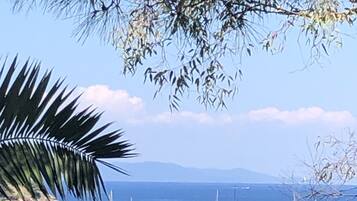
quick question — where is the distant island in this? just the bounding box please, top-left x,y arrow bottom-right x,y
100,161 -> 280,184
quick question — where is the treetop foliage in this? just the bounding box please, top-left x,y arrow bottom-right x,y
10,0 -> 357,109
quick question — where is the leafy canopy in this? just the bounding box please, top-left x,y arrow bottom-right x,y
0,57 -> 134,201
9,0 -> 357,109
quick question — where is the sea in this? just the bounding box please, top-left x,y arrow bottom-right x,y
104,182 -> 293,201
65,182 -> 333,201
65,182 -> 357,201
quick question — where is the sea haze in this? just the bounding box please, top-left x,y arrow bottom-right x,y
100,161 -> 280,184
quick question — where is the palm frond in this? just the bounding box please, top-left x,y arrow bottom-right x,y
0,57 -> 135,200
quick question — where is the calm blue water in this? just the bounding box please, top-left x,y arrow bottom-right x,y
66,182 -> 357,201
100,182 -> 293,201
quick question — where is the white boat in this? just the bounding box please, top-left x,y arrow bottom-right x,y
293,191 -> 300,201
109,190 -> 113,201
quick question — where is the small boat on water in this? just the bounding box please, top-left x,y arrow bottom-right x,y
109,190 -> 113,201
292,191 -> 301,201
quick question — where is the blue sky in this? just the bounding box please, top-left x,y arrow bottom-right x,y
1,1 -> 357,178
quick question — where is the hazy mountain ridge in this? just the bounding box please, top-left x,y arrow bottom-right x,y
101,161 -> 280,183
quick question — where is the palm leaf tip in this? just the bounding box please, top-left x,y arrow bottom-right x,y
0,57 -> 135,201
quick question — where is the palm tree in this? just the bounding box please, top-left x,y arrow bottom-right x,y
0,57 -> 134,201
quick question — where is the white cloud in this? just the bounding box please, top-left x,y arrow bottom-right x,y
75,87 -> 356,127
78,85 -> 144,115
246,107 -> 356,126
130,107 -> 356,126
128,111 -> 233,125
77,85 -> 233,125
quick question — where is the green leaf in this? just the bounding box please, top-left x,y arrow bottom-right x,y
0,57 -> 135,201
